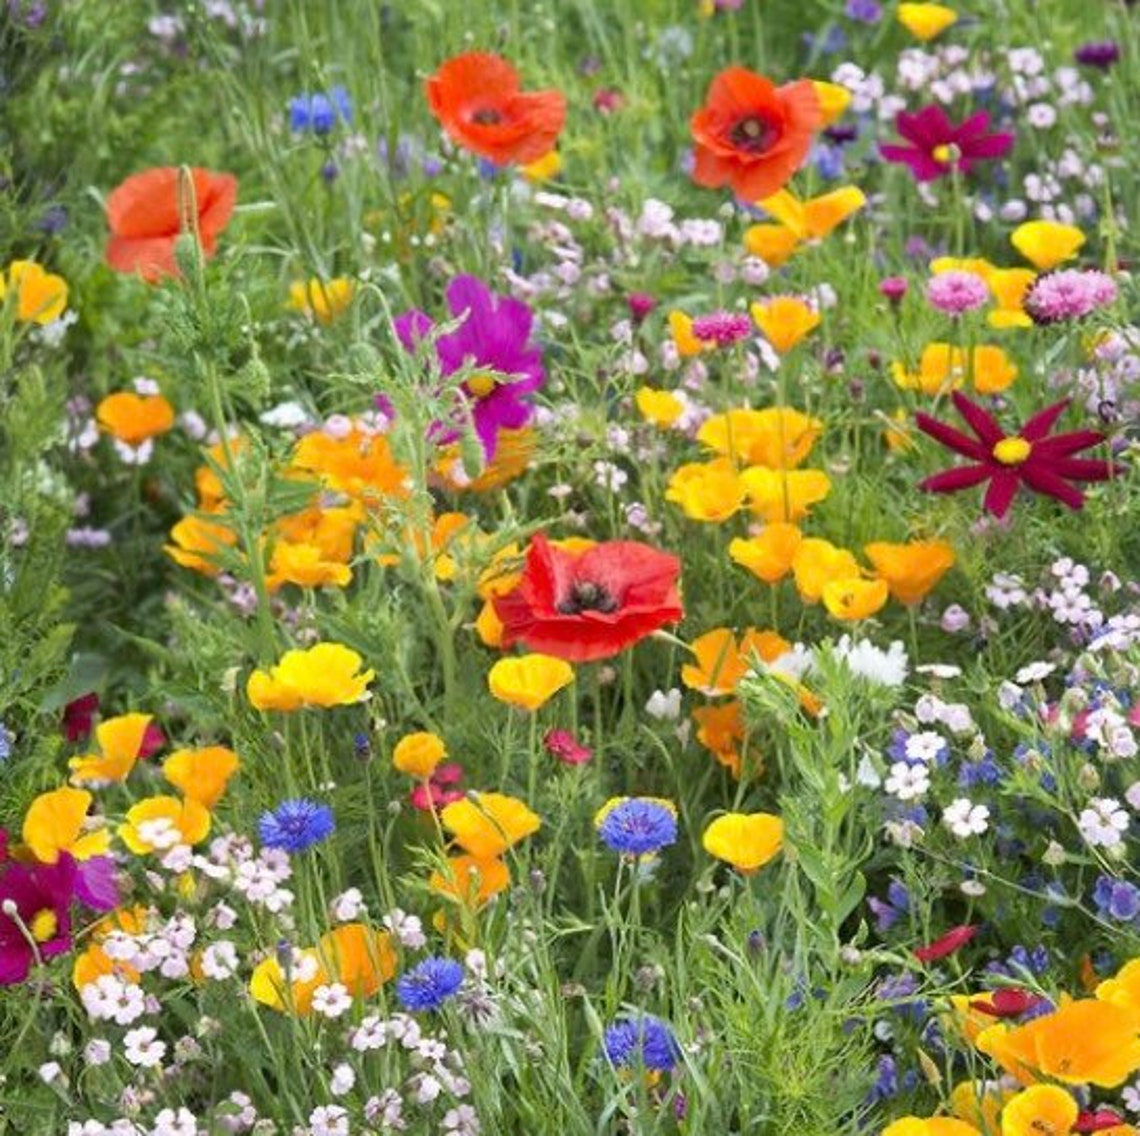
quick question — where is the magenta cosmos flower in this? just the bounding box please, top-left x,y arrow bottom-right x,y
394,275 -> 544,460
916,393 -> 1117,518
881,106 -> 1014,182
0,855 -> 79,985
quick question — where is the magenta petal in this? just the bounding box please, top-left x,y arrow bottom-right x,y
983,471 -> 1021,517
1020,465 -> 1086,509
1020,399 -> 1071,441
950,393 -> 1006,447
75,857 -> 120,913
1047,457 -> 1117,482
915,413 -> 990,460
921,465 -> 992,493
964,131 -> 1015,159
394,309 -> 434,352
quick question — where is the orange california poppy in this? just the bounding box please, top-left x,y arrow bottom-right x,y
105,167 -> 238,282
426,52 -> 566,167
690,68 -> 822,201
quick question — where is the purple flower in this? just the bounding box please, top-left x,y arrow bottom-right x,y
394,276 -> 544,459
1024,269 -> 1118,324
0,855 -> 78,985
1074,41 -> 1121,70
846,0 -> 882,21
881,105 -> 1014,182
926,270 -> 989,315
1093,875 -> 1140,921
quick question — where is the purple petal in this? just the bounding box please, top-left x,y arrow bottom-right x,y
393,309 -> 434,352
75,856 -> 120,913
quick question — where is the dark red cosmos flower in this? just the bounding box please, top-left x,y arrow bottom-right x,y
914,923 -> 977,963
880,105 -> 1014,182
494,533 -> 683,663
969,987 -> 1046,1018
62,692 -> 100,744
916,393 -> 1117,519
0,855 -> 78,986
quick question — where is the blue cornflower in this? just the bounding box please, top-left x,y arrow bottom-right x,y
845,0 -> 882,21
865,1055 -> 898,1104
0,721 -> 11,762
959,751 -> 1002,788
597,799 -> 677,857
258,799 -> 335,853
289,86 -> 352,135
396,957 -> 464,1012
603,1014 -> 680,1073
1093,875 -> 1140,921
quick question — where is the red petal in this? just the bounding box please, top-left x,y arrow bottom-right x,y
1020,464 -> 1086,509
920,465 -> 992,493
1020,399 -> 1071,441
983,471 -> 1021,518
914,924 -> 978,963
915,413 -> 989,460
1032,429 -> 1106,457
950,392 -> 1005,447
1047,457 -> 1117,482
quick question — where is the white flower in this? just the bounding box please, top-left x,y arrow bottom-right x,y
201,941 -> 238,980
904,732 -> 947,764
350,1014 -> 387,1052
383,908 -> 426,949
329,1063 -> 356,1097
645,688 -> 682,720
312,983 -> 352,1019
149,1108 -> 196,1136
1015,661 -> 1056,684
330,887 -> 365,923
1123,1078 -> 1140,1114
832,636 -> 909,687
82,975 -> 147,1025
1078,797 -> 1129,848
443,1104 -> 481,1135
942,799 -> 990,838
960,880 -> 987,897
855,754 -> 882,789
123,1026 -> 166,1068
309,1105 -> 349,1136
884,762 -> 930,801
85,1039 -> 112,1066
38,1061 -> 63,1085
413,1073 -> 442,1104
1125,782 -> 1140,811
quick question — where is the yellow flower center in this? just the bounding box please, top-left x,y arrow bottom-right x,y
992,437 -> 1032,465
30,908 -> 59,943
467,373 -> 497,398
932,143 -> 961,165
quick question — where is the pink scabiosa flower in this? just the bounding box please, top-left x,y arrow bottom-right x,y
926,270 -> 989,315
880,105 -> 1014,182
1023,269 -> 1118,324
880,276 -> 909,305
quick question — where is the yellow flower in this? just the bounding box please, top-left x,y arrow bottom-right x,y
810,81 -> 852,128
288,277 -> 356,325
165,513 -> 237,576
740,467 -> 832,523
976,998 -> 1140,1088
635,387 -> 684,428
22,787 -> 110,863
0,259 -> 68,324
864,540 -> 956,605
521,149 -> 562,182
488,654 -> 574,712
70,713 -> 155,784
475,599 -> 506,647
891,343 -> 1018,396
697,407 -> 822,469
1000,1085 -> 1078,1136
931,256 -> 996,281
897,3 -> 958,41
882,1120 -> 980,1136
745,187 -> 865,267
884,409 -> 915,453
393,731 -> 447,779
681,627 -> 791,695
266,540 -> 353,591
162,746 -> 240,809
1097,957 -> 1140,1014
949,1081 -> 1013,1133
96,392 -> 176,447
729,523 -> 803,584
750,296 -> 820,354
441,793 -> 541,858
668,310 -> 705,357
987,268 -> 1037,329
666,460 -> 745,522
247,642 -> 375,711
118,795 -> 211,854
791,538 -> 861,603
702,812 -> 783,873
1011,220 -> 1086,271
429,854 -> 510,910
822,577 -> 889,620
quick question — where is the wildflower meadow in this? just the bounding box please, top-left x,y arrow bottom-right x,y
5,0 -> 1140,1132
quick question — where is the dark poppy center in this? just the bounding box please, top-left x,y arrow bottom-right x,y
557,580 -> 618,615
729,116 -> 777,153
471,107 -> 503,126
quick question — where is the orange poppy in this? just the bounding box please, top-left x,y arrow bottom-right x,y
690,68 -> 822,201
105,167 -> 238,282
426,52 -> 566,167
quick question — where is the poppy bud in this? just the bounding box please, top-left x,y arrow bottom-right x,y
458,427 -> 485,482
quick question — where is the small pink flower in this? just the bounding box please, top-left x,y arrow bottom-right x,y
1024,269 -> 1118,323
409,763 -> 465,811
925,270 -> 989,316
880,276 -> 909,304
690,311 -> 753,347
543,728 -> 593,765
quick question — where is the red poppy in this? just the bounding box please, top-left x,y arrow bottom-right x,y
913,923 -> 977,963
690,68 -> 822,201
105,167 -> 238,282
916,393 -> 1117,519
493,534 -> 683,663
62,692 -> 100,744
426,52 -> 566,167
969,988 -> 1045,1018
